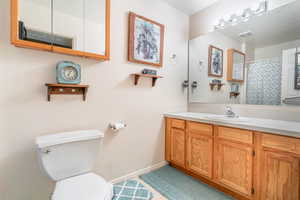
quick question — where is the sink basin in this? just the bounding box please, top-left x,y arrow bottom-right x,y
203,115 -> 248,123
170,113 -> 249,123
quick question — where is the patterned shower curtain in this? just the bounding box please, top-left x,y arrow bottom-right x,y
246,58 -> 282,105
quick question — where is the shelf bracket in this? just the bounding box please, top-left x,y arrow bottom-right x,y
131,73 -> 163,87
134,75 -> 140,85
45,83 -> 89,102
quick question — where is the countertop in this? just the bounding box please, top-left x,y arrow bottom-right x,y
164,112 -> 300,138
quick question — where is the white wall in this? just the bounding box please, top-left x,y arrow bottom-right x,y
188,0 -> 300,121
0,0 -> 189,200
255,39 -> 300,60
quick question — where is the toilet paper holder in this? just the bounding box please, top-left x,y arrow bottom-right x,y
109,122 -> 127,131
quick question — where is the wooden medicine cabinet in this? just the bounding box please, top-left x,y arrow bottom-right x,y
227,49 -> 246,82
11,0 -> 110,60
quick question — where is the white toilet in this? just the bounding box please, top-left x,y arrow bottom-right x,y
35,130 -> 113,200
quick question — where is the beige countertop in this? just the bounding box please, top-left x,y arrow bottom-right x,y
164,112 -> 300,138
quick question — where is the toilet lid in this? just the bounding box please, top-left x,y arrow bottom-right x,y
52,173 -> 113,200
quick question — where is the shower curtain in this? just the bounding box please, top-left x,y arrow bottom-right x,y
246,58 -> 282,105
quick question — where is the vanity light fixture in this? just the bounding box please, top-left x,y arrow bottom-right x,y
215,18 -> 226,29
241,8 -> 253,22
214,0 -> 268,30
228,14 -> 239,26
254,0 -> 268,16
239,31 -> 253,38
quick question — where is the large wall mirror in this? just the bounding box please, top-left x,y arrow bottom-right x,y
189,0 -> 300,106
11,0 -> 110,60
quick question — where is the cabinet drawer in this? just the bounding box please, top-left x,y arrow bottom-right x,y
262,134 -> 300,155
170,119 -> 185,130
187,122 -> 213,136
217,127 -> 253,144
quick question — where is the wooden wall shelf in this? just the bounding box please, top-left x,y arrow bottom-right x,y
230,92 -> 240,98
131,73 -> 163,87
209,83 -> 225,90
45,83 -> 89,101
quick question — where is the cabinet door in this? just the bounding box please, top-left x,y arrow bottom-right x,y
84,0 -> 108,57
15,0 -> 52,50
52,0 -> 85,55
187,123 -> 213,178
52,0 -> 109,59
170,128 -> 186,168
261,151 -> 299,200
215,140 -> 253,196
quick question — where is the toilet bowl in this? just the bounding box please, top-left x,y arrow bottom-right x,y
35,130 -> 113,200
52,173 -> 113,200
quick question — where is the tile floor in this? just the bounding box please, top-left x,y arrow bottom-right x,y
134,177 -> 167,200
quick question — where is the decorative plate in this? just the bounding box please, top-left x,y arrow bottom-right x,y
56,61 -> 81,84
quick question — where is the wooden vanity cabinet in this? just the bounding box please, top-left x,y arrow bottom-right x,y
186,121 -> 213,179
260,151 -> 299,200
214,127 -> 254,197
165,118 -> 300,200
165,118 -> 186,168
259,133 -> 300,200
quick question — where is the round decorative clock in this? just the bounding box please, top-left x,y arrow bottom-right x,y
56,61 -> 81,84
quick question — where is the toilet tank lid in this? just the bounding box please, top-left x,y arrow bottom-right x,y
36,130 -> 104,149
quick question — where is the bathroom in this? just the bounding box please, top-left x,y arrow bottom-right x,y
1,0 -> 300,200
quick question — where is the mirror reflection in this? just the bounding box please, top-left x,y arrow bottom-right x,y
189,0 -> 300,106
85,0 -> 106,55
18,0 -> 107,55
18,0 -> 52,46
53,0 -> 84,51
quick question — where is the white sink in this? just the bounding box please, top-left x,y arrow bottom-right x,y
169,112 -> 249,123
203,115 -> 248,123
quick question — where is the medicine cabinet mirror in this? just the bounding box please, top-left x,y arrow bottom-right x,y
11,0 -> 110,60
227,49 -> 245,82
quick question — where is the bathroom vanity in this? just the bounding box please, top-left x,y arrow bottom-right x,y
164,113 -> 300,200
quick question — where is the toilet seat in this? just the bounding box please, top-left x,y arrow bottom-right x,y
52,173 -> 113,200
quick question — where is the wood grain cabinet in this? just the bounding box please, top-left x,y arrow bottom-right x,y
170,128 -> 186,168
214,127 -> 254,196
260,150 -> 299,200
165,118 -> 300,200
186,122 -> 213,179
165,118 -> 186,168
11,0 -> 110,60
260,133 -> 300,200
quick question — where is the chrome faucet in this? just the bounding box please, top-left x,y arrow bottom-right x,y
225,106 -> 237,118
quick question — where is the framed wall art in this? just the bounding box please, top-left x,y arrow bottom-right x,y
208,45 -> 223,77
128,12 -> 165,67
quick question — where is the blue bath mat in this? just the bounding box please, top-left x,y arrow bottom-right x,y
140,165 -> 233,200
113,179 -> 153,200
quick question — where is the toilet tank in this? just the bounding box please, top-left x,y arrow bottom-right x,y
36,130 -> 104,181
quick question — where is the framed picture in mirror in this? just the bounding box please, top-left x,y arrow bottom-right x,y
295,52 -> 300,89
128,12 -> 165,67
208,45 -> 223,77
227,49 -> 246,82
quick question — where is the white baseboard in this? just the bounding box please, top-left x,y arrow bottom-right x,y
110,161 -> 168,184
